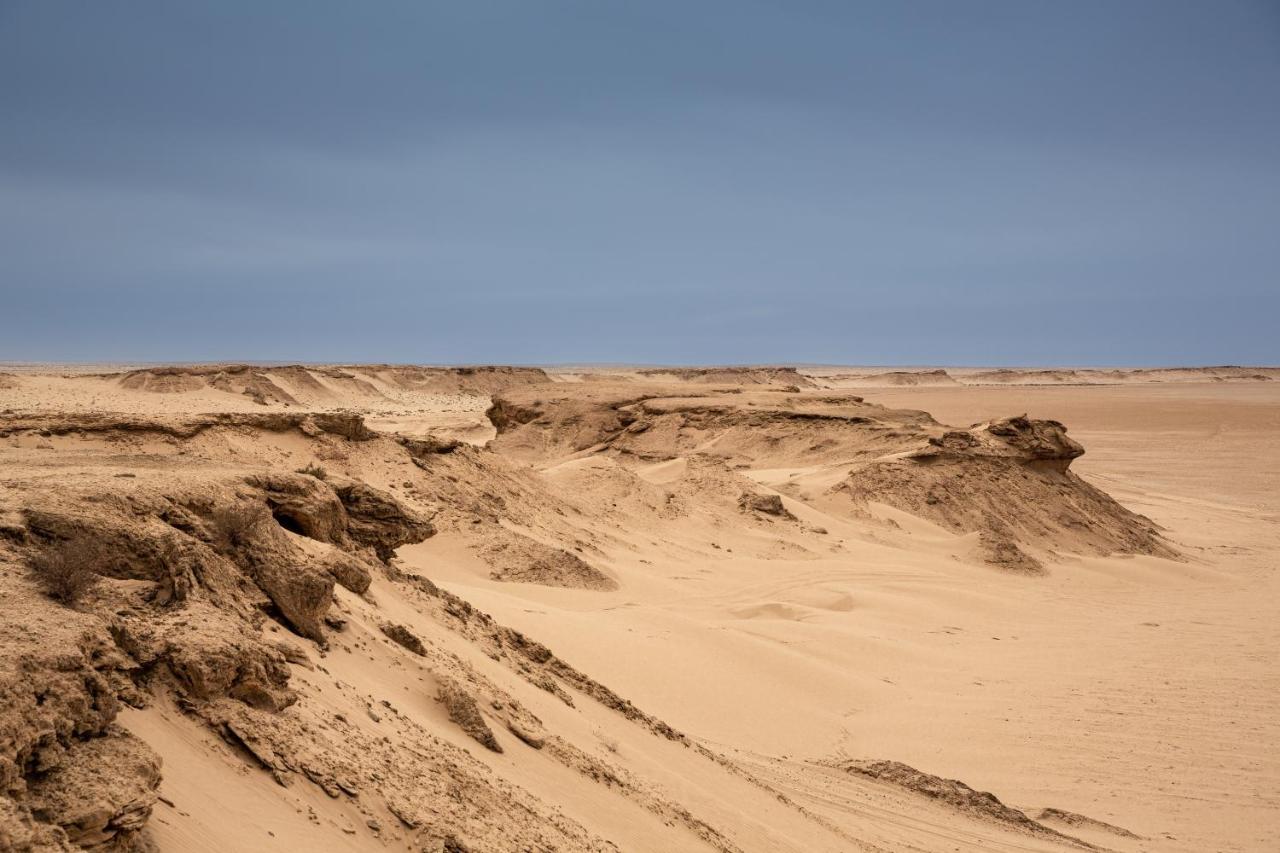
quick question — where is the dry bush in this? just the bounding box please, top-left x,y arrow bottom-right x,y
296,462 -> 328,481
595,730 -> 620,754
208,503 -> 264,554
30,538 -> 105,604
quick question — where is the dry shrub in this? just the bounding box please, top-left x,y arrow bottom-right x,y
30,538 -> 105,604
208,503 -> 264,554
296,462 -> 328,481
595,730 -> 620,754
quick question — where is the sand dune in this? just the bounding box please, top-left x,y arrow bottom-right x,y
1,366 -> 1277,852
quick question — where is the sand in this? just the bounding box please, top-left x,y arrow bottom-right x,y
1,365 -> 1276,852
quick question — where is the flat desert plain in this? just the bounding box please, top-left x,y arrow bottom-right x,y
1,364 -> 1276,852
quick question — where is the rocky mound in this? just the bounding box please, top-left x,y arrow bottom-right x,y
118,364 -> 314,404
486,386 -> 937,467
834,415 -> 1176,568
966,369 -> 1085,385
849,369 -> 958,386
352,365 -> 552,394
636,366 -> 815,387
110,363 -> 551,406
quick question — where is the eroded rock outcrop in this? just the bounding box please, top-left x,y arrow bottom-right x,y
436,679 -> 502,753
25,727 -> 161,851
836,415 -> 1176,566
635,366 -> 815,387
738,492 -> 794,520
111,602 -> 297,713
0,410 -> 447,847
0,615 -> 159,852
486,385 -> 935,466
327,477 -> 435,562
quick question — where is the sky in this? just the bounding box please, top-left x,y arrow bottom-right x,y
2,1 -> 1278,366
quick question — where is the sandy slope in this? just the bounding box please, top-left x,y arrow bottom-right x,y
2,366 -> 1276,852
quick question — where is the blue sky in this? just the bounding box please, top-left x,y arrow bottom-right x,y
2,1 -> 1277,365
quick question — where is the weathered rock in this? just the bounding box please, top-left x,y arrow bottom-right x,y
328,478 -> 434,561
436,680 -> 502,753
0,634 -> 124,795
304,413 -> 376,442
398,435 -> 462,457
380,623 -> 427,656
112,605 -> 297,713
0,617 -> 156,851
24,727 -> 161,851
247,474 -> 349,546
737,492 -> 793,519
316,550 -> 374,595
248,551 -> 333,644
841,414 -> 1177,565
0,797 -> 75,852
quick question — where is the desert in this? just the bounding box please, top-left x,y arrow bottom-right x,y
5,3 -> 1278,850
1,363 -> 1276,852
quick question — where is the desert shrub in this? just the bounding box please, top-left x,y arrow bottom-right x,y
30,538 -> 104,604
296,462 -> 328,481
208,503 -> 264,553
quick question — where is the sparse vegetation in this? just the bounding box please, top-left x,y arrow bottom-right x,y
208,503 -> 264,554
296,462 -> 328,480
598,733 -> 620,754
30,537 -> 105,604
